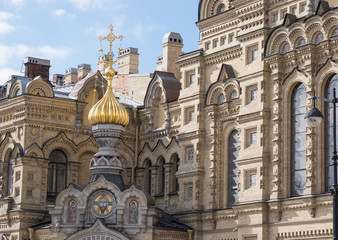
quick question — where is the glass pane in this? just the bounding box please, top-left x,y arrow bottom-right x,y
325,74 -> 338,190
293,170 -> 306,195
50,150 -> 67,163
314,33 -> 323,44
294,134 -> 306,152
291,84 -> 306,196
56,164 -> 66,194
47,164 -> 56,192
294,151 -> 306,170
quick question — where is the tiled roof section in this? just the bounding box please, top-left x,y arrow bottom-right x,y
29,221 -> 51,230
53,84 -> 75,99
114,91 -> 143,108
155,212 -> 193,231
155,71 -> 181,103
69,71 -> 97,97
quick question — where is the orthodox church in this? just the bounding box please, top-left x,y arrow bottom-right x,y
1,0 -> 338,239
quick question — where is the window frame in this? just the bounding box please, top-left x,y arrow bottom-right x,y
290,83 -> 307,196
47,150 -> 68,200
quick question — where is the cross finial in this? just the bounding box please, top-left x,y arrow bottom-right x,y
98,24 -> 124,70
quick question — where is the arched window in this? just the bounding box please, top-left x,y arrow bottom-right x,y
144,160 -> 152,194
281,42 -> 290,54
325,74 -> 338,192
7,153 -> 13,196
228,130 -> 239,207
218,4 -> 226,13
314,32 -> 323,44
229,91 -> 238,101
297,38 -> 306,47
158,158 -> 165,194
291,84 -> 307,196
171,154 -> 180,193
15,88 -> 22,96
47,150 -> 67,200
217,94 -> 225,105
331,28 -> 338,37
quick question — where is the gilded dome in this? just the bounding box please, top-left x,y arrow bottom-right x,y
88,72 -> 129,126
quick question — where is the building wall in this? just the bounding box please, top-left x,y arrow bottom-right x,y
1,1 -> 338,240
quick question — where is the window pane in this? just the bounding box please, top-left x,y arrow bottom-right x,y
293,170 -> 306,195
291,84 -> 306,196
326,74 -> 338,190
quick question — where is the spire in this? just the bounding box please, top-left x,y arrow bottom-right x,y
87,25 -> 129,189
88,25 -> 130,126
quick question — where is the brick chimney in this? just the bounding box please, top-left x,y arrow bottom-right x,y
78,64 -> 91,80
64,68 -> 78,85
24,57 -> 51,81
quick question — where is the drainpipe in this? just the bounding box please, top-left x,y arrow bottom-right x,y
132,108 -> 139,184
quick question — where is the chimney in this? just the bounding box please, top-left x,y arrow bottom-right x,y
156,32 -> 183,79
24,57 -> 51,81
78,64 -> 91,80
118,48 -> 139,75
64,68 -> 78,85
53,74 -> 65,86
98,54 -> 109,74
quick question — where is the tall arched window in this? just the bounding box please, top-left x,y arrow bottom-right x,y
7,151 -> 13,196
228,130 -> 239,207
291,84 -> 307,196
158,158 -> 165,194
144,159 -> 152,194
171,154 -> 180,193
47,150 -> 67,200
325,74 -> 338,191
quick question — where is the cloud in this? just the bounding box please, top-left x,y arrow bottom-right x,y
53,9 -> 66,17
9,0 -> 25,7
0,44 -> 71,67
0,44 -> 71,83
0,67 -> 22,84
0,11 -> 14,21
52,9 -> 75,18
68,0 -> 126,11
130,22 -> 164,43
0,22 -> 15,34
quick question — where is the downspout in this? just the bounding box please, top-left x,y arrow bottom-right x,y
132,108 -> 139,184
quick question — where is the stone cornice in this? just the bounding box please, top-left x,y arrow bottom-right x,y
204,45 -> 243,65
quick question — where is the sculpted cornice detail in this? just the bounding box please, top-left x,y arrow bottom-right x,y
205,47 -> 242,65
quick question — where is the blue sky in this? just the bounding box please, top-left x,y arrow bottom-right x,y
0,0 -> 200,84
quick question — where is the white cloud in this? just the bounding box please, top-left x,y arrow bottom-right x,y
53,9 -> 66,17
38,45 -> 70,59
0,22 -> 15,34
68,0 -> 126,11
0,44 -> 71,67
130,22 -> 164,43
0,67 -> 22,85
9,0 -> 25,7
0,44 -> 71,84
0,11 -> 14,21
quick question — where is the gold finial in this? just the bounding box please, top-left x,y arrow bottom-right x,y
98,24 -> 124,79
88,25 -> 129,127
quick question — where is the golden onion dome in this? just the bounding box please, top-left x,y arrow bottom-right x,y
88,69 -> 129,126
